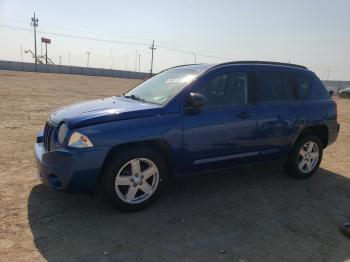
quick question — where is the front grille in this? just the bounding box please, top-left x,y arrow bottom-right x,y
43,121 -> 56,151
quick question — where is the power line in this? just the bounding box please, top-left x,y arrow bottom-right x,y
0,24 -> 149,47
1,17 -> 155,43
156,44 -> 232,61
0,24 -> 233,63
1,19 -> 233,63
2,23 -> 349,74
0,24 -> 31,33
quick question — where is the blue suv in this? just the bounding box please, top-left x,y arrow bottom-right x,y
35,61 -> 340,210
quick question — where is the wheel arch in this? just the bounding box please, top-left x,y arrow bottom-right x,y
99,139 -> 175,181
294,125 -> 329,149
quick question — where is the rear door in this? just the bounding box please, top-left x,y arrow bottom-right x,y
182,68 -> 258,171
253,70 -> 299,160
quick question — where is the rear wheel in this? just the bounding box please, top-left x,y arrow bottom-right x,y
101,148 -> 167,211
285,135 -> 323,178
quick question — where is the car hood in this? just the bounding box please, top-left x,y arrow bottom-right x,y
50,96 -> 162,128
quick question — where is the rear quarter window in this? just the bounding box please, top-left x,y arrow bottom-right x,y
287,73 -> 311,100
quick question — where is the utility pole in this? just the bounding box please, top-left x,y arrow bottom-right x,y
326,68 -> 330,80
190,52 -> 197,64
68,52 -> 71,66
20,44 -> 23,62
135,49 -> 137,72
149,40 -> 156,74
59,55 -> 62,65
86,51 -> 91,67
109,49 -> 113,69
138,54 -> 141,72
31,13 -> 39,66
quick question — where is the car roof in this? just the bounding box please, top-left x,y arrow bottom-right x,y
170,61 -> 309,74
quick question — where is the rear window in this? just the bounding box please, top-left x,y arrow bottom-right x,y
254,71 -> 284,102
286,73 -> 311,100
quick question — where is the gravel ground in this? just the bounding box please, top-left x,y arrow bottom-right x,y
0,70 -> 349,262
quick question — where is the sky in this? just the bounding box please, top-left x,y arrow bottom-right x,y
0,0 -> 349,80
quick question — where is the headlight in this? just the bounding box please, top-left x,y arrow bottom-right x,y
68,132 -> 94,148
57,123 -> 69,144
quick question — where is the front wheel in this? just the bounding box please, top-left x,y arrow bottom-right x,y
285,135 -> 323,178
101,148 -> 167,211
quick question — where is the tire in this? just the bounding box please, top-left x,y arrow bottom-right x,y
284,135 -> 323,178
100,147 -> 167,211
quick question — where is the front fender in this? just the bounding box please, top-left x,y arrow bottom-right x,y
75,113 -> 184,172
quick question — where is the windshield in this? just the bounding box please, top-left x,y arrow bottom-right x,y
124,68 -> 199,105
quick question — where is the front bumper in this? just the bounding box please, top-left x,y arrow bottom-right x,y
34,139 -> 109,193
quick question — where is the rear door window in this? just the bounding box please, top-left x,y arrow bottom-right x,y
254,71 -> 284,102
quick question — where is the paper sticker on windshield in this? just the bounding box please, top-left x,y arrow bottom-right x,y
166,75 -> 196,84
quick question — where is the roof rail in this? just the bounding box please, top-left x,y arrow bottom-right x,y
216,61 -> 308,69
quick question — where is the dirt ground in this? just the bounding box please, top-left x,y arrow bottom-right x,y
0,70 -> 349,262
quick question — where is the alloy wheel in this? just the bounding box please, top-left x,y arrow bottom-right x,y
114,158 -> 159,204
297,141 -> 319,173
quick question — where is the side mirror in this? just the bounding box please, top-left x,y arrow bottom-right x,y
187,92 -> 206,110
329,90 -> 334,97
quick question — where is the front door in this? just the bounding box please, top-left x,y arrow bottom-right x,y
183,68 -> 258,171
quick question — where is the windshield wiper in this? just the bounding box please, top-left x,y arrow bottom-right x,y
122,94 -> 145,103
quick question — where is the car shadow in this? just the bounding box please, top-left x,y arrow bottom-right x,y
28,164 -> 350,262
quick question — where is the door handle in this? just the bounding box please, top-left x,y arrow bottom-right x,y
237,111 -> 254,119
